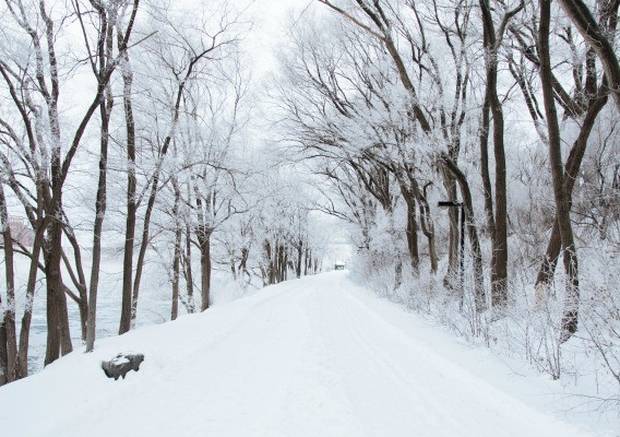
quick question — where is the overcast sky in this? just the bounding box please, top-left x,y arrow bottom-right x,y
245,0 -> 315,78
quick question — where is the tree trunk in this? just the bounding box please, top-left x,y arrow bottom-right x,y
277,244 -> 286,282
538,0 -> 580,343
264,240 -> 274,285
479,92 -> 496,240
442,170 -> 460,290
0,314 -> 6,386
199,229 -> 212,311
442,156 -> 487,312
417,192 -> 438,274
44,217 -> 73,365
273,243 -> 280,283
303,246 -> 309,276
16,220 -> 45,379
405,197 -> 420,274
479,0 -> 516,309
296,240 -> 303,278
171,182 -> 182,321
86,82 -> 113,352
184,222 -> 195,313
171,247 -> 181,321
128,182 -> 156,329
77,293 -> 88,343
394,256 -> 403,290
0,182 -> 17,382
171,242 -> 181,321
239,247 -> 250,283
119,38 -> 137,336
44,245 -> 60,366
60,228 -> 88,342
397,179 -> 420,275
59,281 -> 72,355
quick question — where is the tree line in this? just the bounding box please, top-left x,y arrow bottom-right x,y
275,0 -> 618,347
0,0 -> 326,385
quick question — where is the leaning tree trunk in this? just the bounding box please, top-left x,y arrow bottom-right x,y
539,0 -> 580,343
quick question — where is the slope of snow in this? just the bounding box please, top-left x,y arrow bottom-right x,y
0,272 -> 610,437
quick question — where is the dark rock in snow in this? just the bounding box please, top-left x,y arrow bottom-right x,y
101,353 -> 144,380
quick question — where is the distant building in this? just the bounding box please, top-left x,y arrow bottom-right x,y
8,216 -> 34,247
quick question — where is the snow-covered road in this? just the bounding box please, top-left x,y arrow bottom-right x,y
0,272 -> 597,436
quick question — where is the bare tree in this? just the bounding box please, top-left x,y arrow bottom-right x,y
478,0 -> 524,308
1,0 -> 140,364
538,0 -> 581,343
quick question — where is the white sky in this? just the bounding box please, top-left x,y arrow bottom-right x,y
244,0 -> 316,78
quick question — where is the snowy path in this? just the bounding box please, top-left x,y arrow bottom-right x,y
0,272 -> 596,437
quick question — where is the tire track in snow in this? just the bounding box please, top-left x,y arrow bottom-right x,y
307,275 -> 593,437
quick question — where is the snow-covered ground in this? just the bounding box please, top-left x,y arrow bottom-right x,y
0,272 -> 614,437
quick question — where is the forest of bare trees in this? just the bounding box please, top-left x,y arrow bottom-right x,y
0,0 -> 618,405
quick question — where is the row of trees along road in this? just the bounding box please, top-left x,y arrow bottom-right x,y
274,0 -> 619,345
1,0 -> 619,388
0,0 -> 328,385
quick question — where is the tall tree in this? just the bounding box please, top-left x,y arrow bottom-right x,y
478,0 -> 524,308
538,0 -> 581,343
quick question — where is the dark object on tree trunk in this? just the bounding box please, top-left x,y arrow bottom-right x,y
101,353 -> 144,380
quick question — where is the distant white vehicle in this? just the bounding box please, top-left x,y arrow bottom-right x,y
334,261 -> 346,271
